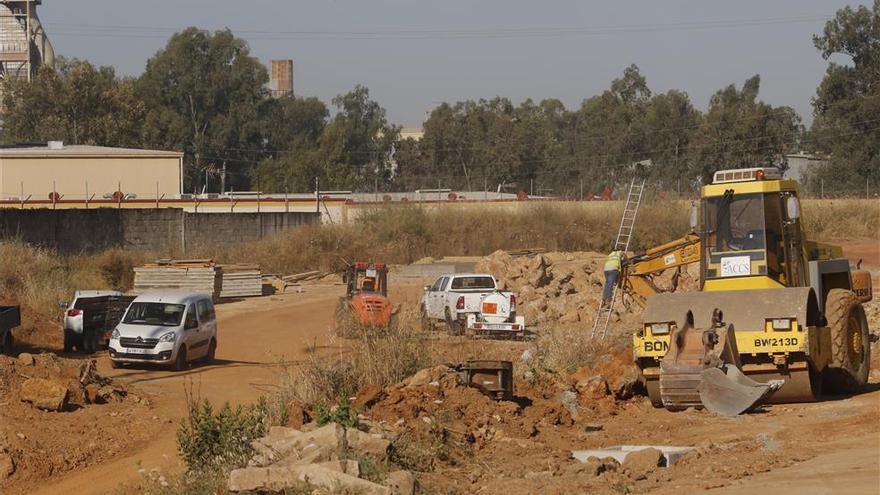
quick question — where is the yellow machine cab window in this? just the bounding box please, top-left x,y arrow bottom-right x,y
702,191 -> 788,285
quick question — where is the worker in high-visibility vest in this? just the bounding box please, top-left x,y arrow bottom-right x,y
602,250 -> 625,307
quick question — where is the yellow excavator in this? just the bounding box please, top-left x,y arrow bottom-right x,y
632,167 -> 873,415
621,232 -> 701,308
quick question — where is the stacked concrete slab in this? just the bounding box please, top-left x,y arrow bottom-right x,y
218,264 -> 263,298
134,260 -> 221,300
135,259 -> 263,300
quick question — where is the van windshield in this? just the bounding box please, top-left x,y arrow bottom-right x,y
122,302 -> 186,326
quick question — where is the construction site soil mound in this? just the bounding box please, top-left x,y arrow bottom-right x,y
0,353 -> 162,492
474,250 -> 699,332
351,339 -> 880,494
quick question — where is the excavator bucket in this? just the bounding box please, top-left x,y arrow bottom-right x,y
699,366 -> 784,417
659,309 -> 781,415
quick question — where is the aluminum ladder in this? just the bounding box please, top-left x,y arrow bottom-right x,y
590,177 -> 646,339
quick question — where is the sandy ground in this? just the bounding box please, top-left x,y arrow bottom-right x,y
8,245 -> 880,494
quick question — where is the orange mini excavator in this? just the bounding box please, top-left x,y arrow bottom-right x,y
335,261 -> 394,337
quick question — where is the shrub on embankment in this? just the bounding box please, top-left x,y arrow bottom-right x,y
0,241 -> 148,321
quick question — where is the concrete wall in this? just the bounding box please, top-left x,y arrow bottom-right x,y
0,208 -> 319,254
183,212 -> 317,252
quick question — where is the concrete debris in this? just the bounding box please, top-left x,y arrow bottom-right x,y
0,452 -> 14,480
231,423 -> 406,494
345,427 -> 391,458
582,455 -> 620,476
621,447 -> 663,480
385,469 -> 417,495
17,353 -> 34,366
572,445 -> 694,469
316,459 -> 360,476
20,378 -> 68,411
559,390 -> 579,417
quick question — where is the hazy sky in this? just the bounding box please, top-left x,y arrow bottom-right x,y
38,1 -> 865,127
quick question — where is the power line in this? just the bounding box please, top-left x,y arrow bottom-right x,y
44,14 -> 834,41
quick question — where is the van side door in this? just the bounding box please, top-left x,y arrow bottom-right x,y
198,299 -> 217,344
182,304 -> 200,357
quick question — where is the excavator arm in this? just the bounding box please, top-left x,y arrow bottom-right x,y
621,233 -> 701,307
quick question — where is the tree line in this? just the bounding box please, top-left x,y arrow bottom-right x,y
1,2 -> 876,196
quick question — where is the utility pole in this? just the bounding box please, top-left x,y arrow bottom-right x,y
221,163 -> 226,193
315,177 -> 320,213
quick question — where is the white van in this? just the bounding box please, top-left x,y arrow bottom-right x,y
108,293 -> 217,371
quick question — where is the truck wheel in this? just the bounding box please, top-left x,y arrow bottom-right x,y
335,300 -> 356,339
110,359 -> 122,369
82,331 -> 96,354
63,330 -> 74,353
1,332 -> 12,355
824,289 -> 870,394
174,346 -> 188,371
444,309 -> 462,336
419,305 -> 431,332
203,339 -> 217,364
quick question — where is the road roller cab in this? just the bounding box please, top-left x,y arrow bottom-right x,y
634,167 -> 873,410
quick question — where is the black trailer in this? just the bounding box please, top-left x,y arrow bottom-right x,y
64,295 -> 136,353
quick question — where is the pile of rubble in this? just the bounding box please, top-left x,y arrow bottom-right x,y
0,353 -> 129,412
228,423 -> 414,494
475,250 -> 699,326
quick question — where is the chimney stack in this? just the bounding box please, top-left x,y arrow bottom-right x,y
270,60 -> 293,97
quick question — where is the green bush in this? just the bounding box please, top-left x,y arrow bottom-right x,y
314,397 -> 358,428
177,397 -> 269,472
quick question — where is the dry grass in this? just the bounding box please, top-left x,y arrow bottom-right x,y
277,311 -> 432,408
1,198 -> 874,327
0,241 -> 149,321
205,199 -> 876,275
527,325 -> 625,375
801,199 -> 880,240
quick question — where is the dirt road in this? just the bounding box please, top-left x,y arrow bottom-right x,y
32,285 -> 343,495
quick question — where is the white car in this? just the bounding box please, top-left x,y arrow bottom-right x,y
421,273 -> 522,334
108,293 -> 217,370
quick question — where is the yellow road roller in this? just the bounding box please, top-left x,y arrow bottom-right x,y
633,167 -> 873,413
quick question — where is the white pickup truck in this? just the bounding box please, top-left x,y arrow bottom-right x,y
420,273 -> 525,337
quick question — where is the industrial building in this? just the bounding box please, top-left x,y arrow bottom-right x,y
0,142 -> 183,201
0,0 -> 53,82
